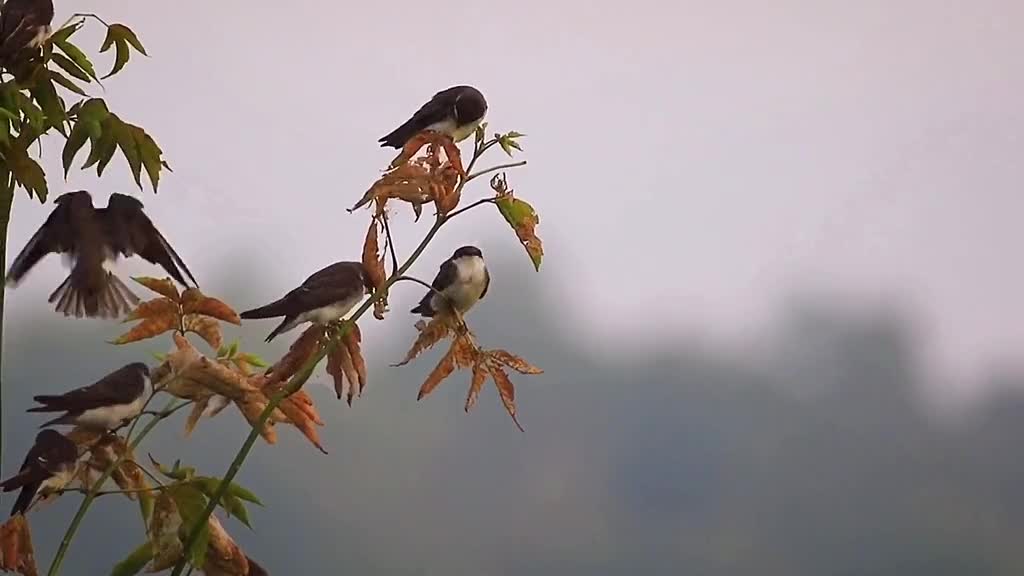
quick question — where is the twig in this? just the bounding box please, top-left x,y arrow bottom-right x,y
381,211 -> 399,276
467,160 -> 527,182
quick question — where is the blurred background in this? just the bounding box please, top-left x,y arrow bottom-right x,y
3,0 -> 1024,573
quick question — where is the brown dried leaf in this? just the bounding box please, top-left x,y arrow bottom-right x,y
277,396 -> 328,454
488,350 -> 544,375
417,343 -> 457,401
202,515 -> 250,576
184,294 -> 242,325
184,314 -> 223,350
0,515 -> 36,576
132,276 -> 180,302
184,397 -> 209,437
465,361 -> 489,413
488,363 -> 525,432
263,325 -> 325,390
362,219 -> 386,291
124,297 -> 178,322
343,325 -> 368,397
112,313 -> 178,345
394,317 -> 451,367
234,397 -> 278,445
452,335 -> 479,369
148,491 -> 183,571
326,344 -> 359,405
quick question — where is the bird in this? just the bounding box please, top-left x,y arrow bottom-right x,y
411,245 -> 489,318
0,429 -> 78,517
240,261 -> 372,342
27,362 -> 150,430
0,0 -> 53,64
378,85 -> 488,149
5,191 -> 198,318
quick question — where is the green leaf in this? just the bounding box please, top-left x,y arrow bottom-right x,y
150,456 -> 196,481
139,489 -> 155,525
109,541 -> 153,576
50,52 -> 92,83
222,493 -> 252,529
498,136 -> 513,157
29,71 -> 67,134
113,118 -> 144,188
167,485 -> 209,568
75,98 -> 110,124
49,69 -> 88,96
110,24 -> 148,56
47,22 -> 82,46
227,341 -> 239,358
15,92 -> 44,133
103,38 -> 130,79
239,353 -> 269,369
4,141 -> 48,201
151,351 -> 168,362
506,131 -> 526,139
62,122 -> 89,176
53,37 -> 99,82
0,116 -> 9,146
496,195 -> 543,271
131,124 -> 165,191
226,481 -> 263,506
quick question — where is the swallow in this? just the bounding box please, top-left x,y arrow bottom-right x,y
28,362 -> 150,430
5,191 -> 198,318
411,245 -> 489,318
240,261 -> 372,342
0,429 -> 78,516
378,85 -> 488,149
0,0 -> 53,64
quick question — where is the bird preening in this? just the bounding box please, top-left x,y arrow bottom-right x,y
411,245 -> 489,318
0,0 -> 53,65
240,261 -> 373,342
0,429 -> 77,517
27,362 -> 150,430
5,191 -> 198,319
379,85 -> 488,149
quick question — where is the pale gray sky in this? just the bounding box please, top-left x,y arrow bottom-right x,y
6,0 -> 1023,396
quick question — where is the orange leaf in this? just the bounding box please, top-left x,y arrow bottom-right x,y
184,295 -> 242,325
184,397 -> 208,437
326,344 -> 359,405
394,317 -> 451,367
488,363 -> 525,432
0,515 -> 36,576
417,343 -> 457,401
183,314 -> 223,350
277,396 -> 328,454
362,220 -> 386,291
343,325 -> 368,397
132,276 -> 180,302
112,313 -> 178,345
263,325 -> 325,390
179,287 -> 203,311
488,350 -> 543,375
234,397 -> 278,445
203,515 -> 250,576
465,361 -> 488,412
124,297 -> 178,322
452,334 -> 479,369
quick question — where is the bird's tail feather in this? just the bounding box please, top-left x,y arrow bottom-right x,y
36,413 -> 75,428
378,119 -> 422,149
240,299 -> 289,320
48,271 -> 139,318
264,316 -> 298,343
9,485 -> 36,517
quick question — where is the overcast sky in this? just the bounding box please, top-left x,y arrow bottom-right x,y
5,0 -> 1023,397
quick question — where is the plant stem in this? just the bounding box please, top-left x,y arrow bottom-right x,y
467,160 -> 527,182
0,183 -> 12,480
47,398 -> 184,576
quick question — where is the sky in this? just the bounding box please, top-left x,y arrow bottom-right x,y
5,0 -> 1024,398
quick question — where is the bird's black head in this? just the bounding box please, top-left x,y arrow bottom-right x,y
453,86 -> 487,124
35,428 -> 65,445
452,245 -> 483,259
126,362 -> 150,377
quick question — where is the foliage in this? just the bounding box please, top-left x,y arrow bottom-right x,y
0,11 -> 543,576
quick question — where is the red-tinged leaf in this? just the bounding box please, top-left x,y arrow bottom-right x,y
233,397 -> 278,445
326,344 -> 359,404
452,334 -> 479,369
124,297 -> 178,322
133,276 -> 180,301
488,363 -> 525,432
183,295 -> 242,325
0,514 -> 36,575
465,361 -> 488,412
362,219 -> 386,291
263,325 -> 325,390
343,325 -> 367,397
495,191 -> 543,272
394,317 -> 451,367
183,315 -> 223,350
489,350 -> 543,375
418,344 -> 457,401
113,314 -> 178,344
277,396 -> 328,454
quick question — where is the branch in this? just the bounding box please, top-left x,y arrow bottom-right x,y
445,197 -> 498,221
466,160 -> 527,182
382,210 -> 400,276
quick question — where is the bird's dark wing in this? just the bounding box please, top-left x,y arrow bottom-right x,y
479,267 -> 490,300
30,365 -> 142,412
0,0 -> 53,57
431,258 -> 459,292
0,433 -> 50,491
241,262 -> 366,319
6,192 -> 86,284
101,194 -> 198,287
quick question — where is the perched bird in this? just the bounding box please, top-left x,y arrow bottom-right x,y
5,191 -> 198,318
240,261 -> 372,342
411,245 -> 489,318
0,0 -> 54,64
0,429 -> 78,517
28,362 -> 150,430
378,85 -> 488,149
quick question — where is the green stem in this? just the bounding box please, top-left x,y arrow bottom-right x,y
466,160 -> 527,182
46,398 -> 183,576
0,183 -> 12,481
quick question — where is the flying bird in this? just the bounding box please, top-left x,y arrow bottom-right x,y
411,245 -> 489,318
0,429 -> 77,517
5,191 -> 198,318
378,85 -> 488,149
28,362 -> 150,430
0,0 -> 53,63
240,261 -> 372,342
